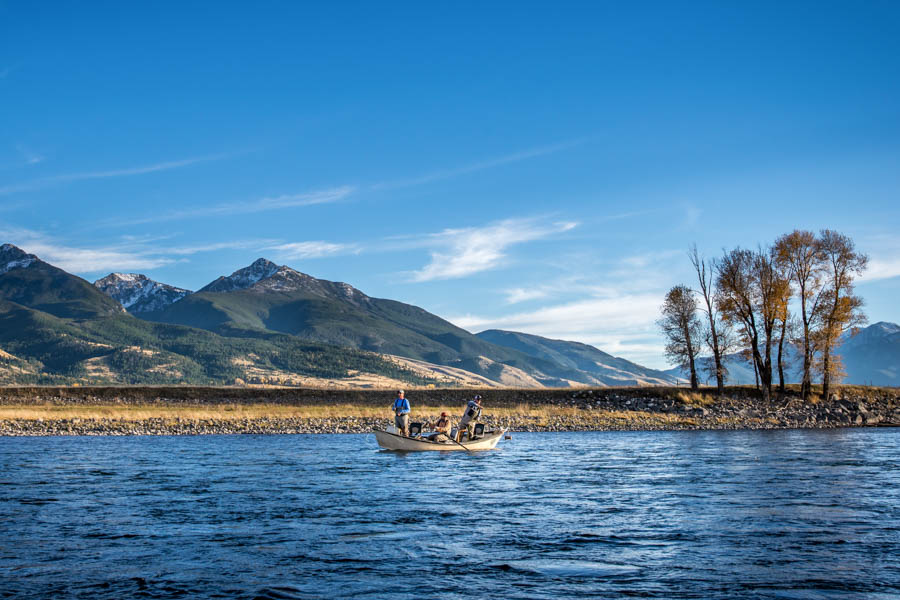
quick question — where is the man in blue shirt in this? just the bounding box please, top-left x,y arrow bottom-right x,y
392,389 -> 411,436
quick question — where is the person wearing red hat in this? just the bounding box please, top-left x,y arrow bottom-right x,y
426,411 -> 451,442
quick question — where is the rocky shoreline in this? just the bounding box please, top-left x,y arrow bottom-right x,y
1,386 -> 898,436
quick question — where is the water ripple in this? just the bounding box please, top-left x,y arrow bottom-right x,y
2,430 -> 899,599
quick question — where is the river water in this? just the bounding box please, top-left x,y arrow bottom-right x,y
2,430 -> 899,599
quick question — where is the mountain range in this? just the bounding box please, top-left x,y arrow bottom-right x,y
0,244 -> 433,387
0,243 -> 678,387
2,242 -> 895,388
100,257 -> 678,387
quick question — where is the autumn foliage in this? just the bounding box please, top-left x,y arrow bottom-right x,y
661,230 -> 867,401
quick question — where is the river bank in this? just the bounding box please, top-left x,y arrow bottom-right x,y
1,385 -> 898,435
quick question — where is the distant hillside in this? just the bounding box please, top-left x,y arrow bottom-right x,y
476,329 -> 680,386
140,258 -> 614,387
0,244 -> 438,387
0,244 -> 123,319
663,322 -> 900,388
840,322 -> 900,386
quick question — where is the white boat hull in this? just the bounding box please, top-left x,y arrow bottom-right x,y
374,429 -> 506,451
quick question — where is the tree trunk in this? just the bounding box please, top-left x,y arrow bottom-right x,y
753,358 -> 759,391
710,321 -> 724,396
685,331 -> 699,391
679,309 -> 700,391
777,318 -> 787,395
750,334 -> 770,401
822,344 -> 831,401
688,353 -> 698,391
800,304 -> 811,400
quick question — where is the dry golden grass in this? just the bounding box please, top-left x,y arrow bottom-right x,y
0,402 -> 598,422
0,402 -> 709,427
675,391 -> 716,407
0,403 -> 716,434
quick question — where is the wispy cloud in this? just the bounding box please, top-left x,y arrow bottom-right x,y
106,186 -> 355,227
618,249 -> 683,270
0,153 -> 230,196
408,218 -> 578,282
857,234 -> 900,283
0,226 -> 176,273
453,294 -> 661,334
859,256 -> 900,282
449,293 -> 667,366
445,249 -> 691,368
264,240 -> 359,260
13,240 -> 176,273
370,140 -> 581,191
164,240 -> 280,256
0,226 -> 279,275
505,287 -> 552,304
1,146 -> 46,173
16,145 -> 44,165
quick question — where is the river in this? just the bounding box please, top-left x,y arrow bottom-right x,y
2,430 -> 899,599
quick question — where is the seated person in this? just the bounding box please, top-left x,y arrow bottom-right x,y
427,412 -> 452,442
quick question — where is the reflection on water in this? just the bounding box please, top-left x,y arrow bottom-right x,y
2,430 -> 899,599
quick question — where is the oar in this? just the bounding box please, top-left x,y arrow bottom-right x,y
448,434 -> 475,453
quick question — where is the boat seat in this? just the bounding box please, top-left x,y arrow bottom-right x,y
473,423 -> 485,438
409,422 -> 423,436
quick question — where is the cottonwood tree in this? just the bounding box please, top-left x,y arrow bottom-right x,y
715,247 -> 788,401
689,244 -> 728,395
756,247 -> 791,399
774,230 -> 826,400
772,258 -> 794,395
658,285 -> 703,390
817,230 -> 867,400
716,250 -> 761,393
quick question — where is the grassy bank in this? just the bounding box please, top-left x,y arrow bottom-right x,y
0,402 -> 706,429
1,385 -> 897,435
0,404 -> 706,436
0,402 -> 609,421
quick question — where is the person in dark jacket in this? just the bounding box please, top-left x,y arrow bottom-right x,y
456,395 -> 482,441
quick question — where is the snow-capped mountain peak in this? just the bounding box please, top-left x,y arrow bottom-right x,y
249,264 -> 369,301
0,243 -> 38,275
94,272 -> 192,314
197,258 -> 369,302
198,258 -> 282,293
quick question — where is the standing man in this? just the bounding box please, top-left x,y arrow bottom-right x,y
392,389 -> 410,437
457,394 -> 483,441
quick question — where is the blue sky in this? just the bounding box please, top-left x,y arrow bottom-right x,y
2,1 -> 899,368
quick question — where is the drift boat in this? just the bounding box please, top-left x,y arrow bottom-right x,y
374,427 -> 507,451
